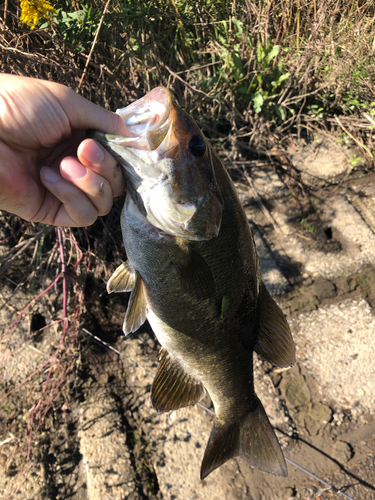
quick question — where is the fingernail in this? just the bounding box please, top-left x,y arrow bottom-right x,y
83,142 -> 105,165
41,167 -> 61,183
64,161 -> 88,180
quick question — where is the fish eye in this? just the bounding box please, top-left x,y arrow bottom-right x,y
189,135 -> 206,158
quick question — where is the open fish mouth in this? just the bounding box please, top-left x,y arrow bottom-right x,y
116,87 -> 173,151
87,87 -> 223,241
89,87 -> 174,153
94,87 -> 174,152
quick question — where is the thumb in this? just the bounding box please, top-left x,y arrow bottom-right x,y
40,80 -> 130,136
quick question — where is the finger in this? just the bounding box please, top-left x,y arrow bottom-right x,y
39,166 -> 98,226
77,139 -> 125,198
39,79 -> 130,135
60,157 -> 113,217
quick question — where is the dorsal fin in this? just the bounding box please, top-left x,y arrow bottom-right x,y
123,272 -> 148,335
151,349 -> 206,412
254,283 -> 295,368
107,261 -> 135,294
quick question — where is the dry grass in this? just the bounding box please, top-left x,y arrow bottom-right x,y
1,0 -> 375,153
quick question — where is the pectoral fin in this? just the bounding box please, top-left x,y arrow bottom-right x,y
123,272 -> 148,335
254,283 -> 295,367
151,348 -> 206,412
174,247 -> 215,298
107,261 -> 135,294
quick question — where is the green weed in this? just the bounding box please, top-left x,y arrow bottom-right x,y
349,154 -> 363,167
300,218 -> 316,235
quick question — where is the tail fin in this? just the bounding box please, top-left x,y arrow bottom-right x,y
200,398 -> 287,480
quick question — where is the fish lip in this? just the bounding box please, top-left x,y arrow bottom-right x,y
115,87 -> 174,151
144,188 -> 222,242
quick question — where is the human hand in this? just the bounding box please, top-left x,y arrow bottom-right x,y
0,74 -> 128,226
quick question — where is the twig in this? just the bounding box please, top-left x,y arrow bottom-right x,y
200,123 -> 268,156
0,43 -> 64,66
281,80 -> 336,107
0,290 -> 16,311
0,227 -> 51,276
0,222 -> 29,245
77,0 -> 111,91
363,113 -> 375,127
28,345 -> 48,356
0,434 -> 15,447
284,458 -> 355,500
295,231 -> 311,241
3,0 -> 7,24
334,115 -> 373,158
161,61 -> 211,98
57,228 -> 68,336
175,60 -> 221,75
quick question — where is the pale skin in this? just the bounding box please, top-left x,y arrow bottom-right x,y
0,74 -> 128,227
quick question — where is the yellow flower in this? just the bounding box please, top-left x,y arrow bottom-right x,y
20,0 -> 57,30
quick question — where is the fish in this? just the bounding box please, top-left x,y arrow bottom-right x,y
87,87 -> 295,480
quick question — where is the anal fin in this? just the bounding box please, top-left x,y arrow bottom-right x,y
151,349 -> 206,412
254,283 -> 295,367
107,261 -> 135,293
123,272 -> 148,335
201,397 -> 287,480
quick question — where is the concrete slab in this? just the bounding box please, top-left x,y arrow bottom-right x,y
236,164 -> 288,206
79,392 -> 137,500
271,195 -> 375,279
290,297 -> 375,416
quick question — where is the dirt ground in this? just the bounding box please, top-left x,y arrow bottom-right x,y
1,144 -> 375,500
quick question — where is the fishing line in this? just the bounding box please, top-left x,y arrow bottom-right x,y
81,328 -> 357,500
81,328 -> 155,376
283,458 -> 354,500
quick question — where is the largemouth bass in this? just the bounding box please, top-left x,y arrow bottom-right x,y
87,88 -> 295,479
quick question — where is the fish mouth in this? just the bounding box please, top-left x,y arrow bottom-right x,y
116,87 -> 174,151
87,88 -> 175,188
87,87 -> 223,241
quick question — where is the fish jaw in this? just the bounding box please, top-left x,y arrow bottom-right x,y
143,180 -> 222,241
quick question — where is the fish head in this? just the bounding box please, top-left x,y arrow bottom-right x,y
88,88 -> 223,241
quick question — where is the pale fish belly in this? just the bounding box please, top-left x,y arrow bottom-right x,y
146,308 -> 208,381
